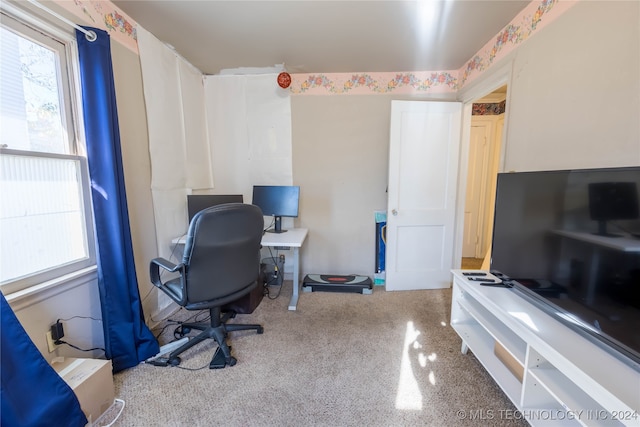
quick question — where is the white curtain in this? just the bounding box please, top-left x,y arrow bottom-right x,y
137,24 -> 293,262
137,26 -> 211,259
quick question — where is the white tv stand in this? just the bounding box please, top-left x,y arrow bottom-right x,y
450,270 -> 640,426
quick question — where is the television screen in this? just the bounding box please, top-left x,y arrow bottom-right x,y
251,185 -> 300,233
187,194 -> 243,222
588,182 -> 639,236
490,167 -> 640,366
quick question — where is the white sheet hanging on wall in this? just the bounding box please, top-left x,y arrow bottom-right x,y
204,73 -> 292,203
137,26 -> 186,191
137,25 -> 211,258
138,27 -> 212,191
178,60 -> 212,189
138,23 -> 292,258
203,75 -> 251,198
245,74 -> 293,185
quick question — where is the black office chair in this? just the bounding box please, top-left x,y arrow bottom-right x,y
149,203 -> 264,368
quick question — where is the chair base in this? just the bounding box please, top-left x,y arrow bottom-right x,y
156,307 -> 262,369
210,346 -> 235,369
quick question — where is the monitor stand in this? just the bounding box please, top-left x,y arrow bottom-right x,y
593,220 -> 622,238
267,216 -> 287,233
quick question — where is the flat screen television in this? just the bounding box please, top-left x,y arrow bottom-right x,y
490,166 -> 640,367
588,182 -> 639,237
187,194 -> 243,222
251,185 -> 300,233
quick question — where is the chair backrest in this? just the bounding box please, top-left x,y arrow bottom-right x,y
181,203 -> 264,306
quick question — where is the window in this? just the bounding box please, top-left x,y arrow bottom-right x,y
0,13 -> 95,294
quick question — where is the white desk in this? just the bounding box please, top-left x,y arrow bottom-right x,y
172,227 -> 308,311
261,228 -> 308,310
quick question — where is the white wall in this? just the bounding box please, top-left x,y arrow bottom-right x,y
291,94 -> 457,276
10,272 -> 103,361
503,1 -> 639,171
292,96 -> 391,276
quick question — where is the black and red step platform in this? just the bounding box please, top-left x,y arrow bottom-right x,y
302,274 -> 373,294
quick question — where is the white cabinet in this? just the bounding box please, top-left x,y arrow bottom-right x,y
450,270 -> 640,426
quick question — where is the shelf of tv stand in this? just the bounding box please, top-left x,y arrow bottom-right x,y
450,270 -> 640,427
527,362 -> 614,425
456,296 -> 527,363
453,321 -> 524,403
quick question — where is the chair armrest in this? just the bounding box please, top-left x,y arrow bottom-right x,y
149,257 -> 184,289
151,257 -> 180,272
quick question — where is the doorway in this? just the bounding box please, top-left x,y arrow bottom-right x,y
386,101 -> 463,290
461,85 -> 507,270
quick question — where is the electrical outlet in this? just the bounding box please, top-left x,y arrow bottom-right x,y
46,331 -> 59,353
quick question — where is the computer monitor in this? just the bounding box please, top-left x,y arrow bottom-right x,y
251,185 -> 299,233
187,194 -> 243,223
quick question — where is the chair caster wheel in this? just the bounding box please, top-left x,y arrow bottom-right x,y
168,357 -> 181,366
176,325 -> 191,337
257,326 -> 264,334
228,357 -> 237,367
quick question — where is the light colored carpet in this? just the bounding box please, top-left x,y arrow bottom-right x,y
111,283 -> 526,426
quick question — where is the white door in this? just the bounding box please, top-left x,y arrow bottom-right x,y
463,122 -> 492,257
386,100 -> 462,291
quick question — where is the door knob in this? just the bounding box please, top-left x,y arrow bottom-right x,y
392,209 -> 398,216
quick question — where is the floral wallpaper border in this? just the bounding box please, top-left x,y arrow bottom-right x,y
457,0 -> 576,89
56,0 -> 138,53
290,71 -> 458,95
472,101 -> 506,116
54,0 -> 577,95
289,0 -> 577,95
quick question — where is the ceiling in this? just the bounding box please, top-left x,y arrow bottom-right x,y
112,1 -> 530,75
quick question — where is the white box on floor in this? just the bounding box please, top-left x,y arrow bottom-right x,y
51,357 -> 115,424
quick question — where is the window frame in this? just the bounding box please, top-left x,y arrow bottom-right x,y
0,6 -> 96,295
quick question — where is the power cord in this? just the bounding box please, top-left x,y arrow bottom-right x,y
152,319 -> 183,339
171,363 -> 210,371
263,217 -> 276,233
262,246 -> 285,299
93,398 -> 125,427
145,358 -> 210,371
55,339 -> 106,353
51,317 -> 106,353
264,282 -> 283,299
147,308 -> 216,371
57,315 -> 102,322
171,311 -> 212,340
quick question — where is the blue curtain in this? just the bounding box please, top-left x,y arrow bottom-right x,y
76,27 -> 159,372
1,293 -> 88,427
